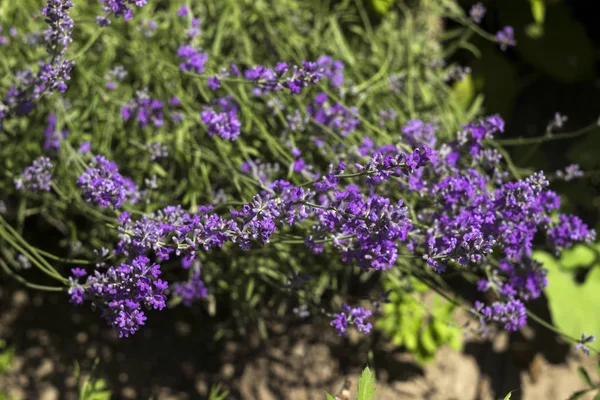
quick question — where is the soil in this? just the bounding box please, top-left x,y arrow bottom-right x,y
0,281 -> 597,400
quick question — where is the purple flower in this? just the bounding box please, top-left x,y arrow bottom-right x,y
555,164 -> 583,181
77,155 -> 137,209
15,156 -> 53,192
177,45 -> 208,74
69,255 -> 167,338
331,304 -> 373,336
548,214 -> 596,251
207,76 -> 221,90
317,55 -> 344,87
78,142 -> 91,153
97,0 -> 147,24
201,96 -> 241,140
244,61 -> 323,95
575,332 -> 596,356
121,89 -> 165,128
469,3 -> 486,24
177,5 -> 189,17
43,113 -> 70,151
42,0 -> 74,51
496,26 -> 516,51
171,272 -> 208,306
307,92 -> 360,137
474,299 -> 527,331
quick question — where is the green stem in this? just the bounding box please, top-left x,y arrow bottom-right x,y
0,258 -> 66,292
494,123 -> 599,146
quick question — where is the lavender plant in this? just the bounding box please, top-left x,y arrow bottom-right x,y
0,0 -> 597,368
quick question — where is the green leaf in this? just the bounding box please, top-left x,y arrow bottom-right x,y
371,0 -> 395,15
560,245 -> 597,269
357,366 -> 376,400
525,23 -> 544,39
420,326 -> 438,355
503,391 -> 513,400
451,74 -> 475,111
530,0 -> 545,24
534,250 -> 600,341
578,367 -> 594,388
325,393 -> 337,400
568,389 -> 594,400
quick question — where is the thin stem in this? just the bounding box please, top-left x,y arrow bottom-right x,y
0,258 -> 66,292
494,123 -> 599,146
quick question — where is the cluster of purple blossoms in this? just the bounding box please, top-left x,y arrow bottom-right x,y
473,299 -> 527,331
14,156 -> 53,192
2,0 -> 75,120
184,17 -> 202,38
171,271 -> 208,307
43,113 -> 70,151
244,61 -> 323,95
396,115 -> 594,332
469,3 -> 486,24
331,304 -> 373,336
177,45 -> 208,74
177,5 -> 189,17
496,26 -> 516,51
201,96 -> 241,140
77,155 -> 139,209
110,150 -> 429,267
121,89 -> 165,128
97,0 -> 147,26
308,188 -> 413,270
555,164 -> 583,181
317,56 -> 344,88
68,256 -> 168,338
547,214 -> 596,252
42,0 -> 74,52
307,93 -> 361,137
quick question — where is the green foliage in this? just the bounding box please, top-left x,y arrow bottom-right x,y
370,0 -> 395,15
376,276 -> 462,363
569,363 -> 600,400
325,365 -> 376,400
0,340 -> 15,374
77,359 -> 112,400
207,384 -> 229,400
0,0 -> 480,356
533,245 -> 600,342
0,340 -> 15,400
357,366 -> 376,400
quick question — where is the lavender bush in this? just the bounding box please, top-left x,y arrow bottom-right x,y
0,0 -> 596,379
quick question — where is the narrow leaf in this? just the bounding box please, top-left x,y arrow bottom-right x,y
578,366 -> 594,388
568,389 -> 593,400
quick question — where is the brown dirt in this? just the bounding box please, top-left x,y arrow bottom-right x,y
0,282 -> 597,400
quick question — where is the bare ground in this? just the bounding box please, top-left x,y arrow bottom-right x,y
0,282 -> 597,400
